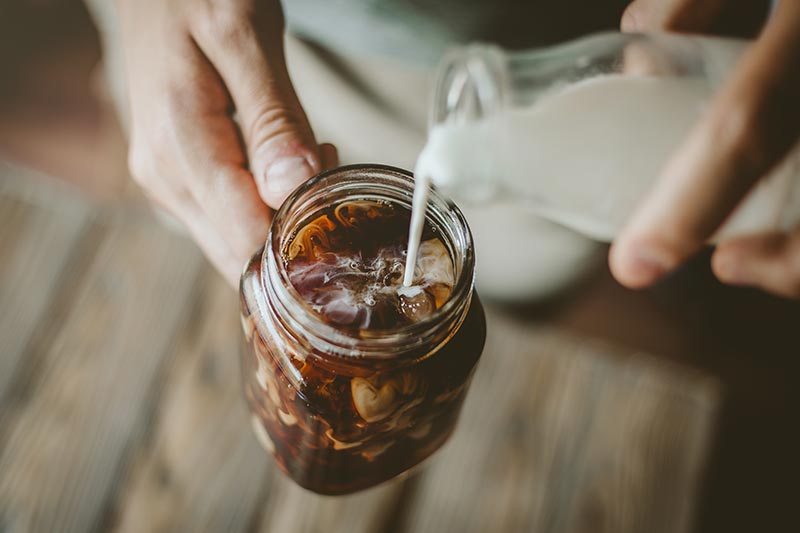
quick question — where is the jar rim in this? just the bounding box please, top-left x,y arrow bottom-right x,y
261,164 -> 476,360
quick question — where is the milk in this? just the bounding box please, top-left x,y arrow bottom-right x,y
404,74 -> 800,293
403,172 -> 431,287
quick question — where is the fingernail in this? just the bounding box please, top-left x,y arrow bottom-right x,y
264,157 -> 315,198
714,254 -> 746,284
715,260 -> 740,283
630,246 -> 671,283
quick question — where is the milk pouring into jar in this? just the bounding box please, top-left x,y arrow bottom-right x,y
403,33 -> 800,295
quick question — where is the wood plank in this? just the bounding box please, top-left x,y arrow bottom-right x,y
0,212 -> 203,533
110,272 -> 270,533
0,159 -> 724,532
401,307 -> 719,533
0,165 -> 93,400
254,474 -> 411,533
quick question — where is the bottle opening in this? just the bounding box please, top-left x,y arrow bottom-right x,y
432,45 -> 507,127
421,45 -> 509,204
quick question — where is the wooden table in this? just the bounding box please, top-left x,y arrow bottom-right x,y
1,159 -> 797,533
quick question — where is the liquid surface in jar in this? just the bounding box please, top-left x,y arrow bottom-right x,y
284,200 -> 454,330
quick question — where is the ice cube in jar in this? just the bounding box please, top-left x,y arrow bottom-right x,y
286,200 -> 455,330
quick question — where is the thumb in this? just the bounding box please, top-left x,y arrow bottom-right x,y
621,0 -> 769,36
191,5 -> 323,209
621,0 -> 726,33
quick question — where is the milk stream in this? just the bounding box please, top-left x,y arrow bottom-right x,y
404,73 -> 800,272
403,172 -> 431,287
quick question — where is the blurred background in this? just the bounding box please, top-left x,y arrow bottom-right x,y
0,1 -> 797,533
0,0 -> 130,200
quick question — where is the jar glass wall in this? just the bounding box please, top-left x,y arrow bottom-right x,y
239,165 -> 485,494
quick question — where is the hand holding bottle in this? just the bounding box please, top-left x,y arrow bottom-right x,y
611,0 -> 800,298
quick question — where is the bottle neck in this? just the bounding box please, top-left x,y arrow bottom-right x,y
430,32 -> 735,124
422,44 -> 508,202
430,44 -> 509,128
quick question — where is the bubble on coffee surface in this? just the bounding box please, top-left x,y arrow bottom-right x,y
285,200 -> 454,330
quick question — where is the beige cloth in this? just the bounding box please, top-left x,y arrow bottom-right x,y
284,37 -> 433,170
83,1 -> 603,301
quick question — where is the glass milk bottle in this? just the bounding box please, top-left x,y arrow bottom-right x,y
416,32 -> 800,299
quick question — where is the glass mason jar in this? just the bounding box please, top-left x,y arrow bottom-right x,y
239,164 -> 485,495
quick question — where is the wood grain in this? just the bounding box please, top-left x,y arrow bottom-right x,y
402,308 -> 719,533
0,205 -> 203,533
0,165 -> 92,401
110,272 -> 270,533
254,473 -> 412,533
0,162 -> 783,533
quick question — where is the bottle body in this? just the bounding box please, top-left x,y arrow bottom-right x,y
419,32 -> 800,243
239,165 -> 485,495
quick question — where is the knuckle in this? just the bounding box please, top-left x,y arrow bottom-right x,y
620,3 -> 644,32
191,1 -> 260,46
247,104 -> 310,150
162,79 -> 230,126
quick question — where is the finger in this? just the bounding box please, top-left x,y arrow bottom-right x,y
621,0 -> 769,36
161,37 -> 273,265
712,231 -> 800,299
266,143 -> 336,207
621,0 -> 727,33
172,105 -> 273,267
192,159 -> 272,264
172,207 -> 244,287
142,185 -> 243,286
319,142 -> 339,170
191,3 -> 321,209
610,0 -> 800,289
